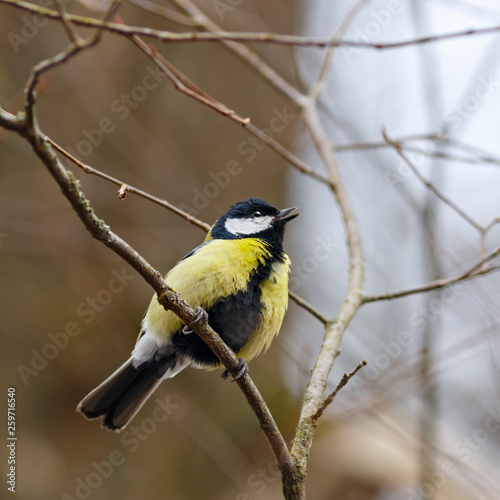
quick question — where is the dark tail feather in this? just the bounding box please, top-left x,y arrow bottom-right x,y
77,359 -> 162,432
77,354 -> 182,432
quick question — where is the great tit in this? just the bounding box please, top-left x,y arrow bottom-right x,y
77,198 -> 298,431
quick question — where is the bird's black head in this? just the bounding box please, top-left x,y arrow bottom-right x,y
210,198 -> 299,252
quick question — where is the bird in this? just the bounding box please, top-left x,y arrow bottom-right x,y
77,198 -> 298,431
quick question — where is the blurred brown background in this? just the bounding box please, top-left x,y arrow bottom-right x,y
1,1 -> 301,499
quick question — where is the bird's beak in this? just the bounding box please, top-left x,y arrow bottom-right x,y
274,207 -> 299,224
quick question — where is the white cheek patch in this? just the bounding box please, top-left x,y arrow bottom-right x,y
225,216 -> 273,235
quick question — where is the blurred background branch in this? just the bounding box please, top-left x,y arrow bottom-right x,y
3,0 -> 500,48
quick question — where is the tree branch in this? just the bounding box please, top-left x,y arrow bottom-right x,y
363,246 -> 500,303
119,17 -> 333,189
383,129 -> 483,231
311,359 -> 367,423
124,25 -> 250,126
128,0 -> 196,27
170,0 -> 303,102
289,102 -> 366,483
288,291 -> 331,326
22,0 -> 122,129
336,135 -> 500,167
3,0 -> 500,49
308,0 -> 369,102
0,109 -> 25,133
45,136 -> 211,232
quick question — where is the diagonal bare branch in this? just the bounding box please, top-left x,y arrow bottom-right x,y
45,136 -> 211,232
123,24 -> 250,126
311,359 -> 367,422
23,0 -> 122,129
383,129 -> 483,231
308,0 -> 369,102
363,245 -> 500,303
170,0 -> 303,102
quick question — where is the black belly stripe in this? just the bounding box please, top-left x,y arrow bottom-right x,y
171,244 -> 285,366
171,286 -> 262,366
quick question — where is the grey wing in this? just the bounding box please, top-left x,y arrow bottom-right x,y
178,240 -> 212,262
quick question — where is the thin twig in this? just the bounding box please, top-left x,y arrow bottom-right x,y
308,0 -> 369,102
383,129 -> 483,231
45,136 -> 211,232
363,245 -> 500,303
122,18 -> 332,188
170,0 -> 303,103
244,122 -> 332,186
23,0 -> 122,129
312,359 -> 367,422
337,137 -> 500,167
123,24 -> 250,126
0,109 -> 25,133
127,0 -> 196,26
395,145 -> 500,167
481,218 -> 500,257
3,0 -> 500,49
335,134 -> 440,151
288,291 -> 331,325
484,217 -> 500,233
120,16 -> 334,189
445,135 -> 500,159
53,0 -> 81,43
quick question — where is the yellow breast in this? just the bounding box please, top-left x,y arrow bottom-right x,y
238,259 -> 290,361
142,238 -> 291,362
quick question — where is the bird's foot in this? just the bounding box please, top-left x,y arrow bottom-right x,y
221,358 -> 249,382
182,306 -> 208,335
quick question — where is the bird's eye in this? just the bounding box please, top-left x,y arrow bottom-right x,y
253,210 -> 262,217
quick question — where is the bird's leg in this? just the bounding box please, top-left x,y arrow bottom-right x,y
182,306 -> 208,335
221,358 -> 248,382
